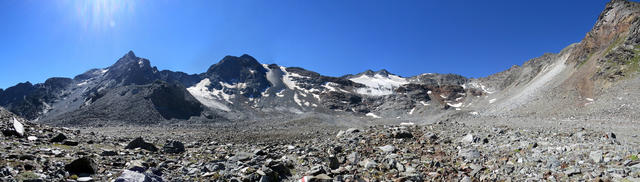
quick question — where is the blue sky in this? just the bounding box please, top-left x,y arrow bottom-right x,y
0,0 -> 610,89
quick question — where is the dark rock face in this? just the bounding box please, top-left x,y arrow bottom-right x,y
64,157 -> 98,175
125,137 -> 158,152
104,51 -> 159,86
147,81 -> 203,120
0,78 -> 73,120
204,54 -> 270,98
49,80 -> 204,125
162,140 -> 185,154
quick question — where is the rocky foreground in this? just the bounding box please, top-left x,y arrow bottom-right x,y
1,115 -> 640,182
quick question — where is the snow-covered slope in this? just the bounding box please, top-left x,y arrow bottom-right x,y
349,71 -> 408,96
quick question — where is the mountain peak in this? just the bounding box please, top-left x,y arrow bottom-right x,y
125,50 -> 136,58
207,54 -> 264,76
376,69 -> 391,76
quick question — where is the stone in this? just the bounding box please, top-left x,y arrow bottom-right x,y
461,134 -> 476,143
162,140 -> 185,154
125,137 -> 158,152
590,151 -> 603,163
300,174 -> 333,182
327,156 -> 339,169
564,167 -> 581,176
12,117 -> 24,137
101,150 -> 118,156
49,133 -> 67,143
230,152 -> 253,161
458,148 -> 481,160
379,145 -> 395,153
423,132 -> 438,141
345,128 -> 359,134
64,157 -> 98,175
359,159 -> 377,169
253,148 -> 266,156
115,170 -> 163,182
306,165 -> 326,176
77,177 -> 94,182
63,140 -> 79,146
391,130 -> 413,139
347,152 -> 359,164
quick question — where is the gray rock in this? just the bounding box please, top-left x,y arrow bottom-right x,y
458,148 -> 481,160
590,151 -> 603,163
77,177 -> 94,182
461,133 -> 476,143
64,157 -> 98,175
231,152 -> 253,161
347,152 -> 359,164
359,159 -> 377,169
564,167 -> 581,176
391,130 -> 413,139
423,132 -> 438,141
49,133 -> 67,143
12,117 -> 24,137
327,156 -> 339,169
62,140 -> 79,146
101,150 -> 118,156
115,170 -> 163,182
379,145 -> 395,153
125,137 -> 158,152
162,140 -> 185,154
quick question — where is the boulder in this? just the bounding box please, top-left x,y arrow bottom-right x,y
391,130 -> 413,139
115,170 -> 163,182
49,133 -> 67,143
125,137 -> 158,152
162,140 -> 185,154
64,157 -> 98,175
12,117 -> 24,137
63,140 -> 79,146
379,145 -> 395,153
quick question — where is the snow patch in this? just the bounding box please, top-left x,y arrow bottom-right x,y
585,98 -> 594,102
489,98 -> 497,104
366,113 -> 382,118
420,101 -> 430,106
281,66 -> 309,90
276,90 -> 286,97
400,122 -> 414,126
408,107 -> 416,115
293,93 -> 303,107
186,78 -> 231,111
447,102 -> 462,108
350,73 -> 408,96
77,81 -> 88,86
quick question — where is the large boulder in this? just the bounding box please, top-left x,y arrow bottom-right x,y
125,137 -> 158,152
12,118 -> 24,137
49,133 -> 67,143
64,157 -> 98,175
162,140 -> 185,154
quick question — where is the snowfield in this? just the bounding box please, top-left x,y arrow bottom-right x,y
350,73 -> 408,96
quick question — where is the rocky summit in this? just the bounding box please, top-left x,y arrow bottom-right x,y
2,0 -> 640,181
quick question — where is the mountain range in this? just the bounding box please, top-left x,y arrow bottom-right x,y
2,0 -> 640,125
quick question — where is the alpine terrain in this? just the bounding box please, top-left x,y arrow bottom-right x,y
2,0 -> 640,181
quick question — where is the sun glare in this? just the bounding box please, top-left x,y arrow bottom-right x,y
71,0 -> 135,31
